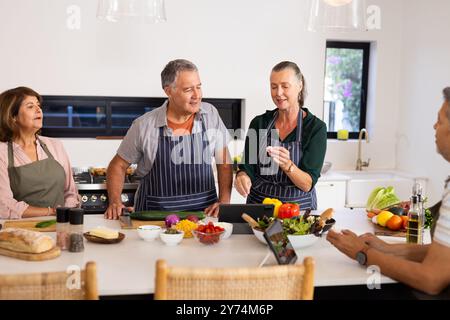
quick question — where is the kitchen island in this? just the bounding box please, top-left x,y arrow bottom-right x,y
0,209 -> 424,298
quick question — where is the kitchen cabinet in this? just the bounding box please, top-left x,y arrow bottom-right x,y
315,181 -> 346,210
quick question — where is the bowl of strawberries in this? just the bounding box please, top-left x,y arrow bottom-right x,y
192,222 -> 225,245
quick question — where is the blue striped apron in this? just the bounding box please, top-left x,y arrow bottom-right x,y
134,114 -> 218,211
247,110 -> 317,210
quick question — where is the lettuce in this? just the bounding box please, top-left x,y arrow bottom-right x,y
366,186 -> 401,211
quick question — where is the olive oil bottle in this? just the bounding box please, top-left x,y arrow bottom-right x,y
406,185 -> 424,244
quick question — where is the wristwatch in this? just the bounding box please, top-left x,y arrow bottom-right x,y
356,247 -> 369,266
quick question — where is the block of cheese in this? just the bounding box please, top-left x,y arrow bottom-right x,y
89,227 -> 119,240
0,228 -> 55,253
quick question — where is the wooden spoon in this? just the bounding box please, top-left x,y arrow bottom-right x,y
241,213 -> 259,229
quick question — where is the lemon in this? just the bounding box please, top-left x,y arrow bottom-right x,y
377,211 -> 394,227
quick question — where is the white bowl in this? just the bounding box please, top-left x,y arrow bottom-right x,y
216,222 -> 233,239
287,234 -> 319,249
137,225 -> 161,241
252,228 -> 268,245
160,229 -> 184,246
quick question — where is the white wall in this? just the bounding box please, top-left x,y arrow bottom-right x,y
396,0 -> 450,204
0,0 -> 405,166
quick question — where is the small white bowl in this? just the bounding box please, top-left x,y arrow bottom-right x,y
252,228 -> 268,245
160,229 -> 184,246
287,234 -> 319,249
137,225 -> 161,242
216,222 -> 233,239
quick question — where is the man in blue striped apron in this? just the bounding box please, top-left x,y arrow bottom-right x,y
235,61 -> 327,210
105,59 -> 232,219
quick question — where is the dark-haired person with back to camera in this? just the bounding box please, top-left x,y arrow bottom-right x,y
327,87 -> 450,297
0,87 -> 79,219
235,61 -> 327,210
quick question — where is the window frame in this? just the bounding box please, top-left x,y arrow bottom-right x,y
324,41 -> 370,140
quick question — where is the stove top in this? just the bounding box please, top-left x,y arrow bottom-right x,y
72,167 -> 139,214
72,167 -> 141,188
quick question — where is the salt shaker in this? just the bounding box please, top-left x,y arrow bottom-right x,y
56,207 -> 70,250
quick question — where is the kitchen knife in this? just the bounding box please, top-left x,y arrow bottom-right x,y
119,208 -> 133,228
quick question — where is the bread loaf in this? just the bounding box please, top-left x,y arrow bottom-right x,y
0,228 -> 55,253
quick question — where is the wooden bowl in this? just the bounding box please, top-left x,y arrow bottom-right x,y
83,232 -> 125,244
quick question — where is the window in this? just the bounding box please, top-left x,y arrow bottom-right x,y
40,96 -> 242,138
323,41 -> 370,139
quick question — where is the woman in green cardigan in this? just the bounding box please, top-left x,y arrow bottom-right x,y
235,61 -> 327,210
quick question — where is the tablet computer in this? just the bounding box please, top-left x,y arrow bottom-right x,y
218,204 -> 274,234
263,219 -> 298,265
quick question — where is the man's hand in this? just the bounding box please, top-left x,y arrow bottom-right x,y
326,229 -> 368,260
104,202 -> 124,220
204,202 -> 220,217
234,171 -> 252,197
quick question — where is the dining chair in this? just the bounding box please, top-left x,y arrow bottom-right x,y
154,257 -> 314,300
0,261 -> 98,300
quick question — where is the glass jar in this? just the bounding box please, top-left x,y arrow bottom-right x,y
56,207 -> 70,250
69,208 -> 85,252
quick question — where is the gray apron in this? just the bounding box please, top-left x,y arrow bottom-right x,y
8,139 -> 66,208
247,109 -> 317,210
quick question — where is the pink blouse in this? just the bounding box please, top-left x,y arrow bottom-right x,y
0,136 -> 79,219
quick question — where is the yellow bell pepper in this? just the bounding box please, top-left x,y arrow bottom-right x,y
262,198 -> 283,218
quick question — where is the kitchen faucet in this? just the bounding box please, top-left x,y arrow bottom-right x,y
356,128 -> 370,171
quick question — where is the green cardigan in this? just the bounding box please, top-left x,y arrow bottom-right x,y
238,108 -> 327,189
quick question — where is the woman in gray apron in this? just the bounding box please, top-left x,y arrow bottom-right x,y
0,87 -> 79,219
235,61 -> 327,210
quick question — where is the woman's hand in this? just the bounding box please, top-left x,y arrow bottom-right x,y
234,171 -> 252,197
266,146 -> 291,171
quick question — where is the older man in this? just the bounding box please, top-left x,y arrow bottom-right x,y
105,59 -> 232,219
327,87 -> 450,296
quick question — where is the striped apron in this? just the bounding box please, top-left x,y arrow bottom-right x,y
247,110 -> 317,210
134,115 -> 218,211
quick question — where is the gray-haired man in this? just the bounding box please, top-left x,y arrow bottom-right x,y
105,59 -> 232,219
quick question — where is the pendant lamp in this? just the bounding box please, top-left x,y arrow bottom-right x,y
97,0 -> 167,23
308,0 -> 366,32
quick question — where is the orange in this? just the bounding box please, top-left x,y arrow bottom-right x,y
386,215 -> 403,231
401,216 -> 409,230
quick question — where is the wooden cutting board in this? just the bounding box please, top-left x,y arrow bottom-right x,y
3,220 -> 56,232
120,219 -> 165,230
0,246 -> 61,261
373,223 -> 407,238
